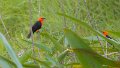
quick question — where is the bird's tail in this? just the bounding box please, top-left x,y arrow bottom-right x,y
27,32 -> 31,38
106,35 -> 112,39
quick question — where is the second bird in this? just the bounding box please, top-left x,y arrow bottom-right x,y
27,17 -> 45,38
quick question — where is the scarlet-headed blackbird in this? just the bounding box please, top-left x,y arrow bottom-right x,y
103,31 -> 112,39
27,17 -> 45,38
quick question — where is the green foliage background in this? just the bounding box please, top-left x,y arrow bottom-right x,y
0,0 -> 120,68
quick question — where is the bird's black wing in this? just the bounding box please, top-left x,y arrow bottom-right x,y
32,21 -> 42,33
106,35 -> 112,39
27,21 -> 42,38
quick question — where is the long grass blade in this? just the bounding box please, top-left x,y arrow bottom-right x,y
0,33 -> 23,68
64,29 -> 120,68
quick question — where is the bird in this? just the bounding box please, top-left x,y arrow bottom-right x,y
27,17 -> 45,38
103,31 -> 112,39
103,31 -> 115,48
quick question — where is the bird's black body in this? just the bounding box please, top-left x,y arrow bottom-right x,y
106,35 -> 112,39
27,21 -> 42,38
32,21 -> 42,33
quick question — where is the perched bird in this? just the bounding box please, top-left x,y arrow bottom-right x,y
103,31 -> 115,48
103,31 -> 112,39
27,17 -> 45,38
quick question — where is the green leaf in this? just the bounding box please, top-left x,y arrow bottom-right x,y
45,55 -> 63,68
31,57 -> 51,68
58,49 -> 69,62
64,29 -> 120,68
0,55 -> 16,68
19,49 -> 32,63
57,13 -> 120,51
84,36 -> 103,41
108,31 -> 120,38
0,55 -> 39,68
41,33 -> 63,54
22,39 -> 52,53
57,13 -> 94,31
0,33 -> 23,68
45,55 -> 57,66
22,64 -> 40,68
64,62 -> 81,67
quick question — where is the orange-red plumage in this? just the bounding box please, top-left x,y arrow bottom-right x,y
103,31 -> 108,36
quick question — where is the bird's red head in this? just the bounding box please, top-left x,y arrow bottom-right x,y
38,17 -> 45,23
103,31 -> 108,36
